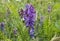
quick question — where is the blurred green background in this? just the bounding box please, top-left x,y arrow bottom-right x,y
0,0 -> 60,41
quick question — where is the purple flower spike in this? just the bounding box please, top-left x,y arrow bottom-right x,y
18,8 -> 24,18
24,4 -> 35,28
40,14 -> 43,22
0,22 -> 4,31
25,4 -> 30,9
13,28 -> 17,35
24,3 -> 35,38
48,3 -> 51,13
40,14 -> 43,27
29,28 -> 34,38
18,3 -> 35,38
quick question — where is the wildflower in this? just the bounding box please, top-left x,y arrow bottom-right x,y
13,27 -> 17,35
48,3 -> 51,13
18,3 -> 35,38
0,22 -> 4,31
24,4 -> 35,27
29,27 -> 34,38
24,4 -> 35,38
18,8 -> 24,18
40,14 -> 43,22
40,14 -> 43,27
